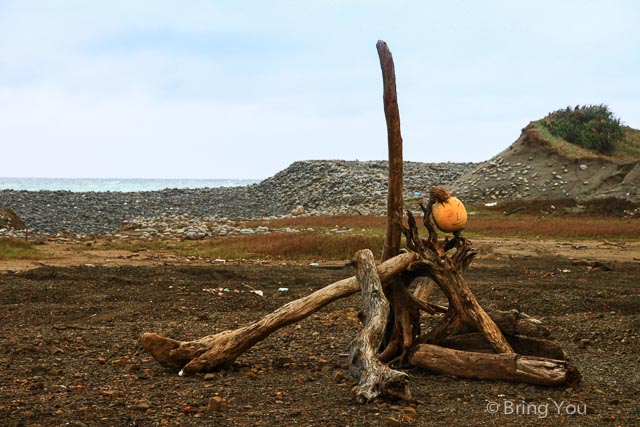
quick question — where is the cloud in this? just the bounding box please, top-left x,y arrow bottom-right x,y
0,1 -> 638,179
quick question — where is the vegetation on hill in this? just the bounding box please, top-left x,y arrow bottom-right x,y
540,104 -> 623,154
535,105 -> 639,159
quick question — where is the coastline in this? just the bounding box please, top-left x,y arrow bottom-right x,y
0,160 -> 474,235
0,177 -> 260,192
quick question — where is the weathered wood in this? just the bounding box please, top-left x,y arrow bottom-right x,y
141,252 -> 417,375
374,40 -> 422,365
377,39 -> 404,262
410,344 -> 581,387
442,333 -> 568,360
410,256 -> 514,353
379,279 -> 421,364
349,250 -> 411,402
404,203 -> 514,354
480,309 -> 551,338
415,306 -> 551,337
412,276 -> 436,303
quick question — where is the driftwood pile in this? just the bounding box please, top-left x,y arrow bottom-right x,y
141,40 -> 580,402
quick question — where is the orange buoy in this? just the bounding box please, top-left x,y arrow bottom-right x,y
430,190 -> 467,233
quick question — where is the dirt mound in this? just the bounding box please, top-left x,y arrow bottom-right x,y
0,207 -> 27,230
451,123 -> 640,204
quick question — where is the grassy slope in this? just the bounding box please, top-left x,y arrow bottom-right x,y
616,126 -> 640,159
531,121 -> 640,161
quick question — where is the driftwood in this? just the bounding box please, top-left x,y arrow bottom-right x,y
441,333 -> 568,360
412,277 -> 436,303
378,39 -> 404,262
141,252 -> 416,375
348,249 -> 411,402
404,196 -> 514,354
376,40 -> 423,365
481,308 -> 551,338
410,344 -> 581,387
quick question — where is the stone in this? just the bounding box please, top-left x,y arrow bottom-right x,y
133,401 -> 150,411
207,396 -> 225,412
290,205 -> 305,216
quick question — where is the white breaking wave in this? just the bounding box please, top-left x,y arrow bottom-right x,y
0,177 -> 261,192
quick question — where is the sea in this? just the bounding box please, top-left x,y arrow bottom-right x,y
0,177 -> 261,192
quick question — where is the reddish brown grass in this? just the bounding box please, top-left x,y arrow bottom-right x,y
245,214 -> 639,240
103,214 -> 637,261
466,215 -> 640,239
190,232 -> 384,261
242,215 -> 387,230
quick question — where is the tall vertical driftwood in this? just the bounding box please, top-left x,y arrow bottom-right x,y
375,40 -> 422,365
349,249 -> 411,402
377,40 -> 404,262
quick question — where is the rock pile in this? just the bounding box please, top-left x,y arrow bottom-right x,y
116,215 -> 310,240
256,160 -> 474,217
0,160 -> 474,235
0,207 -> 26,230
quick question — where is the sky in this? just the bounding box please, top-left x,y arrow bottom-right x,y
1,1 -> 638,179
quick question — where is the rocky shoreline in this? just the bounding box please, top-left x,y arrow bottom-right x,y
0,160 -> 474,235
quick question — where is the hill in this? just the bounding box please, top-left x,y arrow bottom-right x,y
451,122 -> 640,204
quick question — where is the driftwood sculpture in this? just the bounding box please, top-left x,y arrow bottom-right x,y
141,40 -> 580,401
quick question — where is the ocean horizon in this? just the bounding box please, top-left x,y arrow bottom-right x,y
0,177 -> 261,192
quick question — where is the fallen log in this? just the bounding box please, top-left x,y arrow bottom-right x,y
442,332 -> 568,360
348,249 -> 410,402
410,344 -> 581,387
461,308 -> 551,338
141,251 -> 416,375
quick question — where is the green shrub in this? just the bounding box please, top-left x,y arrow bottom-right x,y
541,104 -> 624,154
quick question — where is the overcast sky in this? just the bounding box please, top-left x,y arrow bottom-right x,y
1,1 -> 638,179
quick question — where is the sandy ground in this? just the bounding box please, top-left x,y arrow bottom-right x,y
1,238 -> 638,426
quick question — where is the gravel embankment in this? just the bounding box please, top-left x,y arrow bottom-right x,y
451,124 -> 640,203
0,160 -> 475,235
